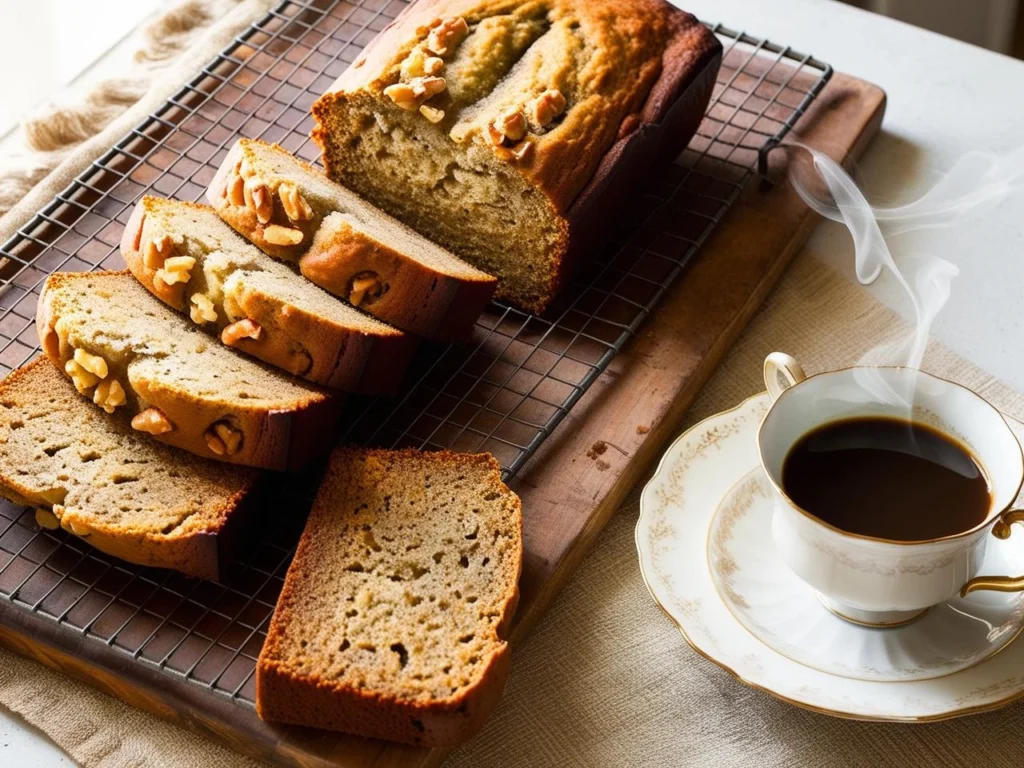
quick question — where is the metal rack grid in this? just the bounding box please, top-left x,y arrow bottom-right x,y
0,0 -> 830,711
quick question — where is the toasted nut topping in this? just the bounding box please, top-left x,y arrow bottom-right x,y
93,379 -> 127,414
35,508 -> 60,531
65,360 -> 100,394
426,17 -> 469,57
227,171 -> 246,206
263,224 -> 304,246
529,89 -> 567,128
243,177 -> 273,224
420,104 -> 445,123
73,348 -> 108,379
348,271 -> 387,307
512,140 -> 535,162
415,18 -> 444,36
489,108 -> 527,146
154,255 -> 196,287
221,319 -> 262,347
189,293 -> 218,324
279,182 -> 314,222
131,407 -> 174,435
206,421 -> 242,456
384,83 -> 421,111
143,234 -> 175,269
401,46 -> 445,80
411,75 -> 446,99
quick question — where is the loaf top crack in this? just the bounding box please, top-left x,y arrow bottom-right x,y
312,0 -> 721,312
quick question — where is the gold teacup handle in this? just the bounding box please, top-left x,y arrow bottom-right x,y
763,352 -> 808,403
961,509 -> 1024,596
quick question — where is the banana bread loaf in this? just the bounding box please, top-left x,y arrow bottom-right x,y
121,196 -> 415,393
206,139 -> 497,341
311,0 -> 721,312
37,271 -> 339,470
0,359 -> 257,579
257,448 -> 522,747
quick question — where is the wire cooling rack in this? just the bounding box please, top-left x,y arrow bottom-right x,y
0,0 -> 830,712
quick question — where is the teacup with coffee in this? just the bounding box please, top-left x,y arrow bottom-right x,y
759,352 -> 1024,627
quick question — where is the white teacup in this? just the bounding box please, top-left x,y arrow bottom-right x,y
759,352 -> 1024,627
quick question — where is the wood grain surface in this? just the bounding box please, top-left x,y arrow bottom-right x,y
0,72 -> 884,767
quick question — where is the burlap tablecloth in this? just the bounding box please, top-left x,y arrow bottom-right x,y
3,3 -> 1024,767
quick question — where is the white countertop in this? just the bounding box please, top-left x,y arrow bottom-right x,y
5,0 -> 1024,764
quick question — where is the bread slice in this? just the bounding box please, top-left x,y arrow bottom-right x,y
121,196 -> 415,393
36,271 -> 340,470
311,0 -> 721,313
0,359 -> 257,579
257,448 -> 522,747
206,139 -> 497,341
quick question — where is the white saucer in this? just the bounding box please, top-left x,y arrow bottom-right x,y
636,392 -> 1024,720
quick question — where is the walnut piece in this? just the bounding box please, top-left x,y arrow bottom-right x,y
205,421 -> 243,456
155,255 -> 196,287
243,177 -> 273,224
426,17 -> 469,57
143,234 -> 175,269
35,508 -> 60,531
65,360 -> 100,395
73,348 -> 108,379
190,293 -> 218,325
401,46 -> 445,80
419,104 -> 445,123
348,272 -> 387,307
488,108 -> 528,146
221,318 -> 262,347
529,89 -> 567,128
411,75 -> 446,99
263,224 -> 304,246
131,407 -> 175,435
384,83 -> 420,111
227,171 -> 246,206
93,379 -> 127,414
279,182 -> 314,222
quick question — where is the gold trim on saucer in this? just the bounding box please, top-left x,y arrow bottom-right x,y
816,597 -> 930,629
636,393 -> 1024,723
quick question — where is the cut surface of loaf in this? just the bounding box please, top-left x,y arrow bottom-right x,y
207,139 -> 497,341
312,0 -> 721,313
257,448 -> 523,747
37,271 -> 339,470
121,196 -> 415,393
0,360 -> 257,579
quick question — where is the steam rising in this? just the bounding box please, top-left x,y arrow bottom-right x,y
786,143 -> 1024,406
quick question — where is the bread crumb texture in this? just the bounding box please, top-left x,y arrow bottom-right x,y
258,447 -> 523,746
0,360 -> 254,576
313,0 -> 706,312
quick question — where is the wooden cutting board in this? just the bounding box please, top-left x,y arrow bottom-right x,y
0,69 -> 884,767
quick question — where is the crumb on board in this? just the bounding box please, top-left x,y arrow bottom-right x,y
586,441 -> 608,460
636,424 -> 650,435
596,459 -> 610,471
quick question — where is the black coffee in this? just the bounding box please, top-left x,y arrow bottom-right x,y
781,417 -> 990,541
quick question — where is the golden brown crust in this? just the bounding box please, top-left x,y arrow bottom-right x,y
0,359 -> 257,579
311,0 -> 721,314
207,140 -> 497,341
256,448 -> 523,747
36,271 -> 341,470
121,197 -> 416,393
